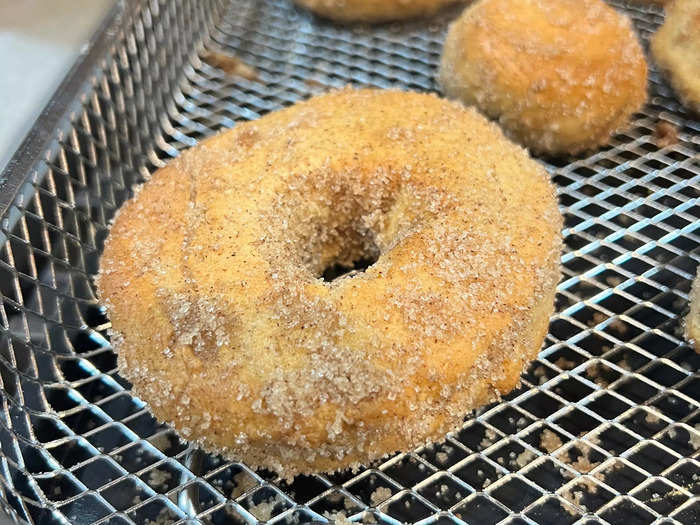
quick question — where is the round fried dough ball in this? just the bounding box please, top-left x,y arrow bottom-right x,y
688,272 -> 700,350
439,0 -> 648,155
651,0 -> 700,114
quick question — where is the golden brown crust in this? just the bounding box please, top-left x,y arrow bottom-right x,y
651,0 -> 700,114
438,0 -> 648,156
627,0 -> 669,6
96,89 -> 562,479
688,273 -> 700,351
294,0 -> 460,22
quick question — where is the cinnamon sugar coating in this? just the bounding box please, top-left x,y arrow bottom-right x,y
96,89 -> 562,479
688,272 -> 700,351
294,0 -> 460,22
651,0 -> 700,115
627,0 -> 669,5
439,0 -> 648,155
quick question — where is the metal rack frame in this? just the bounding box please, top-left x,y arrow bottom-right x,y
0,1 -> 697,523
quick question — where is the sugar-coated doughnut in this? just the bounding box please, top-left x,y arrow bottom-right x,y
96,89 -> 562,479
294,0 -> 459,22
688,273 -> 700,350
651,0 -> 700,114
627,0 -> 668,6
439,0 -> 648,155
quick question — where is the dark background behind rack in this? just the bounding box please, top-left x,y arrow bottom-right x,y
0,0 -> 698,523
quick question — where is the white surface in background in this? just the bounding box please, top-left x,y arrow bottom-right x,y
0,0 -> 114,172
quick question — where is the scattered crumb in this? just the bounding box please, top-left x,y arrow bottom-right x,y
617,214 -> 634,226
554,356 -> 577,370
515,449 -> 536,468
327,492 -> 344,504
690,424 -> 700,450
480,428 -> 497,449
144,507 -> 175,525
248,494 -> 282,521
436,484 -> 450,499
436,451 -> 449,465
605,275 -> 623,287
565,443 -> 600,473
325,511 -> 352,525
147,468 -> 172,489
593,461 -> 623,482
533,365 -> 549,385
370,486 -> 392,506
201,49 -> 259,80
591,312 -> 607,327
645,411 -> 661,424
653,121 -> 679,148
540,429 -> 563,453
231,471 -> 257,499
586,361 -> 613,387
609,318 -> 629,335
561,477 -> 599,510
562,499 -> 580,517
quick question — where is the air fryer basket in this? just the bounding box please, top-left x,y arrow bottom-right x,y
0,0 -> 697,523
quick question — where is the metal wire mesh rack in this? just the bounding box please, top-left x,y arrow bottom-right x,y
0,0 -> 698,523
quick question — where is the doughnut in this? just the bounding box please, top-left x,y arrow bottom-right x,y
96,89 -> 563,479
651,0 -> 700,114
627,0 -> 668,6
688,273 -> 700,350
294,0 -> 459,22
438,0 -> 648,156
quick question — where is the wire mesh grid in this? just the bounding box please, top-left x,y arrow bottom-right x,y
0,0 -> 697,523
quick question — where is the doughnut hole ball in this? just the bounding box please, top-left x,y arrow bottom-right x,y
651,0 -> 700,114
439,0 -> 648,156
688,272 -> 700,349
